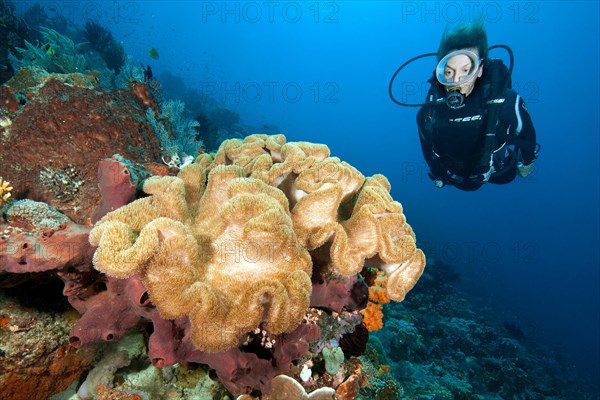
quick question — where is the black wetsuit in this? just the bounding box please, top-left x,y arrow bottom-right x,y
417,77 -> 537,191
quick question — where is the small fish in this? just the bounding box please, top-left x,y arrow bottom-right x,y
42,43 -> 56,57
142,64 -> 153,82
148,47 -> 159,59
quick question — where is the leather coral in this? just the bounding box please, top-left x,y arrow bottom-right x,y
89,134 -> 425,352
214,134 -> 426,302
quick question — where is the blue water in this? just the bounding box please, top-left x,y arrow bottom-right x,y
21,0 -> 599,392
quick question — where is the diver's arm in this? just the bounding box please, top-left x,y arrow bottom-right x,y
502,90 -> 538,165
417,108 -> 444,182
416,109 -> 436,168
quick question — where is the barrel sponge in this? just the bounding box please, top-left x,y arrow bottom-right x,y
89,134 -> 425,351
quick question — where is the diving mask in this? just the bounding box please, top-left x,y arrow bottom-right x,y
436,49 -> 482,86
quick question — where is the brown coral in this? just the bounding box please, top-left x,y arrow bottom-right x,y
0,67 -> 162,224
89,134 -> 425,352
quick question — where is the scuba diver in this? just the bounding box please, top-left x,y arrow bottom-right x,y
389,20 -> 539,191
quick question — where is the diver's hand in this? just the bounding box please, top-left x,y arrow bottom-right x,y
428,171 -> 445,188
517,162 -> 535,178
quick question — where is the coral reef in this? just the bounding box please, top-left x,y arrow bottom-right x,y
0,293 -> 95,400
89,134 -> 424,354
0,15 -> 427,396
361,258 -> 598,399
0,8 -> 596,399
13,134 -> 417,396
0,5 -> 425,397
0,67 -> 163,224
0,156 -> 154,398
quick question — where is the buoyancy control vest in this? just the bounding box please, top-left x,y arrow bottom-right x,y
422,58 -> 514,183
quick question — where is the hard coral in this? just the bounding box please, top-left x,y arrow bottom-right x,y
89,134 -> 425,352
0,68 -> 163,224
0,177 -> 12,206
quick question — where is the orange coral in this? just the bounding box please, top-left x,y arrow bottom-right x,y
360,302 -> 384,332
368,287 -> 390,305
0,316 -> 12,328
360,271 -> 390,332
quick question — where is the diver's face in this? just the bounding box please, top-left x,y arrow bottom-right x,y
445,49 -> 483,96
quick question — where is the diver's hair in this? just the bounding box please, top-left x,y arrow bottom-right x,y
437,18 -> 488,61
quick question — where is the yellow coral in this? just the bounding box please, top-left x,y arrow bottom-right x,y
0,177 -> 13,206
90,134 -> 425,352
